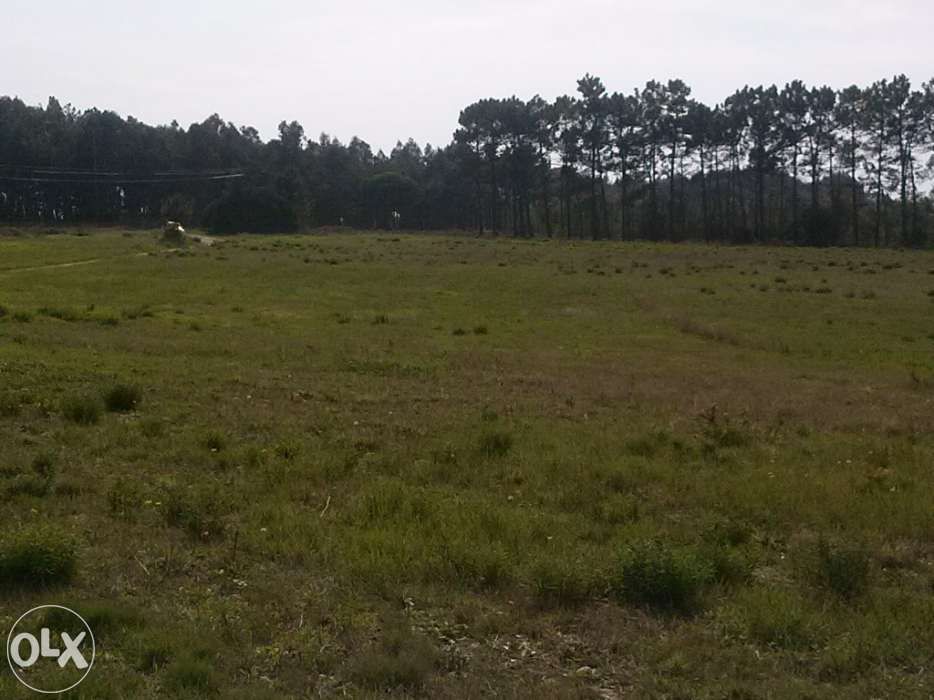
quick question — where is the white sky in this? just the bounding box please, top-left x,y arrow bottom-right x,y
5,0 -> 933,152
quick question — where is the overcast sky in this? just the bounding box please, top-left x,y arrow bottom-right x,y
5,0 -> 933,153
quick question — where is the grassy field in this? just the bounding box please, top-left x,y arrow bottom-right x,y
1,228 -> 933,698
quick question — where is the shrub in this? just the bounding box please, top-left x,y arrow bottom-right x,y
812,539 -> 871,600
452,327 -> 467,336
479,431 -> 513,457
614,540 -> 714,614
0,525 -> 77,589
473,325 -> 489,335
202,184 -> 297,234
104,383 -> 142,412
62,394 -> 101,425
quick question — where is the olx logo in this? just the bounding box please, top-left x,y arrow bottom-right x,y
6,605 -> 95,694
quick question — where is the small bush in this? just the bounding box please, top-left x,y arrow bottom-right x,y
479,431 -> 513,457
0,525 -> 77,589
372,314 -> 390,325
62,394 -> 101,425
812,540 -> 871,600
12,310 -> 33,322
452,327 -> 467,336
614,540 -> 714,614
473,325 -> 489,335
104,383 -> 142,412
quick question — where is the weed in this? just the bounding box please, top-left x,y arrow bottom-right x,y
203,431 -> 226,452
613,539 -> 713,614
529,555 -> 598,606
723,587 -> 821,650
699,406 -> 751,451
346,622 -> 438,692
811,539 -> 871,600
162,485 -> 227,540
479,431 -> 513,457
62,394 -> 102,425
0,524 -> 77,589
104,383 -> 142,412
164,658 -> 218,694
31,451 -> 55,479
6,474 -> 53,497
107,479 -> 142,520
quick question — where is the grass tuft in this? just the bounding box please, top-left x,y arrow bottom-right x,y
478,431 -> 513,457
62,394 -> 102,424
614,539 -> 713,614
104,383 -> 142,412
0,524 -> 77,589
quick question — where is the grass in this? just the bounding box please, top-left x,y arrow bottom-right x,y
0,227 -> 932,697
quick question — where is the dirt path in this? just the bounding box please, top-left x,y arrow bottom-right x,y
0,235 -> 215,274
0,250 -> 161,275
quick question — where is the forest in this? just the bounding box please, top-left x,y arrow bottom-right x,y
1,74 -> 932,246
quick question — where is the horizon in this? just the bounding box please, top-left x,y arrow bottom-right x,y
6,0 -> 934,152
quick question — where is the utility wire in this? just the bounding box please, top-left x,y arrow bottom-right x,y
0,173 -> 246,184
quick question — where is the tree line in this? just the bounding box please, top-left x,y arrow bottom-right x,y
1,75 -> 932,246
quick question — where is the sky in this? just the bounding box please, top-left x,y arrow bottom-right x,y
5,0 -> 933,153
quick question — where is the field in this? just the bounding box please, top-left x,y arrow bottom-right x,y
1,228 -> 933,699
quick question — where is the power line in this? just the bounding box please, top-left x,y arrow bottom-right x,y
0,173 -> 246,185
0,164 -> 248,181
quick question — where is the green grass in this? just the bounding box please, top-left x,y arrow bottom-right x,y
0,227 -> 933,697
